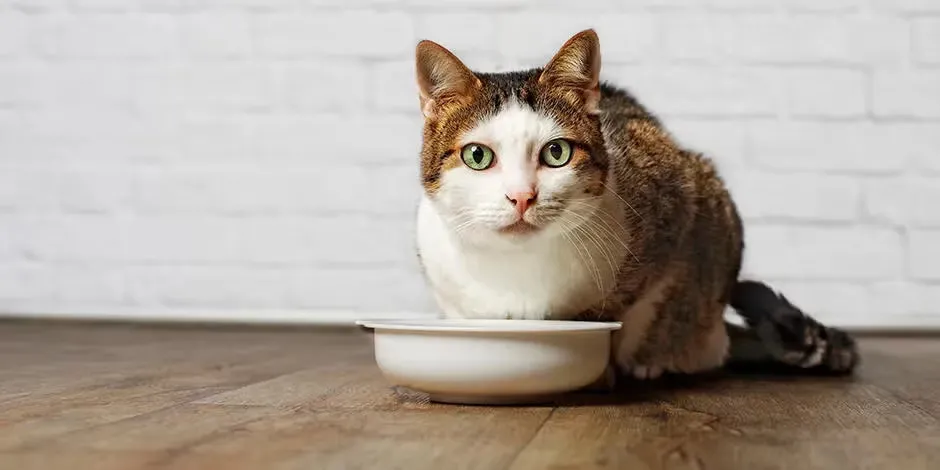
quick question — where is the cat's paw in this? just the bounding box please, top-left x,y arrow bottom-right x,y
753,299 -> 860,374
619,364 -> 665,380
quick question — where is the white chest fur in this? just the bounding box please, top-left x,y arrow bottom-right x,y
416,195 -> 629,320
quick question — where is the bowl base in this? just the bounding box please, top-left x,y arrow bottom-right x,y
428,392 -> 559,406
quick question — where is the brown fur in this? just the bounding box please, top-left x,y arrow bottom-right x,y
414,30 -> 742,376
413,30 -> 857,378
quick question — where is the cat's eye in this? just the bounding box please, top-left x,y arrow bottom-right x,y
461,143 -> 495,171
540,139 -> 573,168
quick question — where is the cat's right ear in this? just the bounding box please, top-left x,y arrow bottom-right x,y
415,40 -> 480,119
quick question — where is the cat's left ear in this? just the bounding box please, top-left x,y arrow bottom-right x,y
539,29 -> 602,115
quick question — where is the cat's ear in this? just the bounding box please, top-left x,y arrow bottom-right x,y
415,40 -> 481,119
539,29 -> 602,115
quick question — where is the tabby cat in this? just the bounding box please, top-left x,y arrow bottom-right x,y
413,29 -> 858,381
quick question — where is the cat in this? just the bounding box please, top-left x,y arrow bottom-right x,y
413,29 -> 858,381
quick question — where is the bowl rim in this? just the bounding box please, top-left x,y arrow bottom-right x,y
355,318 -> 622,333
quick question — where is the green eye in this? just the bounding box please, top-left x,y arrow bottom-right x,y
461,143 -> 495,170
540,139 -> 573,168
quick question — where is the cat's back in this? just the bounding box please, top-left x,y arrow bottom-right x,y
594,80 -> 742,297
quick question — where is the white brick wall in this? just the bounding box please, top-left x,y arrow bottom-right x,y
1,0 -> 938,328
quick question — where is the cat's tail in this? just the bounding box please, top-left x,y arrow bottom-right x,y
724,279 -> 859,374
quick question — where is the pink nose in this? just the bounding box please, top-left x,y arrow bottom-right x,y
506,190 -> 537,216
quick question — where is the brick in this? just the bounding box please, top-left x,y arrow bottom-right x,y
867,282 -> 920,320
668,14 -> 908,66
229,216 -> 415,266
905,283 -> 940,316
128,63 -> 184,111
742,225 -> 903,280
865,177 -> 940,228
180,12 -> 252,59
0,169 -> 58,212
0,222 -> 11,260
190,0 -> 301,9
0,265 -> 53,300
136,0 -> 184,12
718,15 -> 854,64
183,63 -> 277,111
910,230 -> 940,280
0,111 -> 48,162
847,17 -> 910,66
58,170 -> 130,214
871,0 -> 940,13
55,15 -> 178,59
401,0 -> 533,6
0,63 -> 48,107
666,119 -> 748,169
126,266 -> 291,308
16,110 -> 171,162
41,62 -> 133,110
11,215 -> 125,262
496,13 -> 658,63
252,114 -> 421,162
914,19 -> 940,65
34,265 -> 125,303
177,114 -> 254,163
255,11 -> 414,58
782,69 -> 866,118
748,122 -> 906,174
305,0 -> 400,5
57,267 -> 125,303
69,0 -> 130,11
372,60 -> 416,112
131,166 -> 420,216
872,71 -> 940,119
702,0 -> 780,9
4,0 -> 66,12
607,66 -> 780,117
727,171 -> 861,221
0,13 -> 29,56
781,0 -> 863,12
661,14 -> 722,62
0,168 -> 127,214
892,123 -> 940,175
0,170 -> 14,212
415,13 -> 497,55
124,216 -> 236,263
275,62 -> 368,112
288,267 -> 433,312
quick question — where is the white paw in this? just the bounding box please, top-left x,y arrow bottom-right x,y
629,365 -> 664,380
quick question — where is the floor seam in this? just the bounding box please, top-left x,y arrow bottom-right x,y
504,407 -> 556,470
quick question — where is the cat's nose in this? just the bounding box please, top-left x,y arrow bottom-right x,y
506,190 -> 537,216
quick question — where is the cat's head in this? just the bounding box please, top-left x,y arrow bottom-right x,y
416,29 -> 609,247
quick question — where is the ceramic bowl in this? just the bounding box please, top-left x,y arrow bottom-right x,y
356,319 -> 622,405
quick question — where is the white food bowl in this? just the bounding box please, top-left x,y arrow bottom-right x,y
356,319 -> 622,405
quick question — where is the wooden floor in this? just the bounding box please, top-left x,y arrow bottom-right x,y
0,322 -> 938,470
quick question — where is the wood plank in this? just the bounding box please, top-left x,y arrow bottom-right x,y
192,360 -> 375,408
157,408 -> 550,470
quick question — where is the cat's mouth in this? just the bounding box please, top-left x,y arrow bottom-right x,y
498,220 -> 540,235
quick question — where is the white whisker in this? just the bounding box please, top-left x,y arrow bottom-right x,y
601,182 -> 643,223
